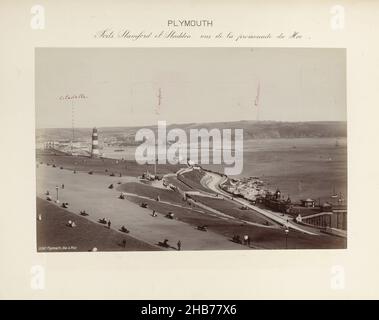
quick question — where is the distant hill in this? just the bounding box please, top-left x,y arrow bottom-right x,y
36,120 -> 347,142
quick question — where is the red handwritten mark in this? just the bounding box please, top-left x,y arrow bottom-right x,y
155,88 -> 162,115
254,82 -> 260,107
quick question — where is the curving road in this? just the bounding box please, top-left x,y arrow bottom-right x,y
200,170 -> 319,235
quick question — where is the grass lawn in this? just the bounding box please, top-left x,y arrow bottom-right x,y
178,169 -> 216,194
189,195 -> 275,226
125,195 -> 347,249
118,182 -> 188,206
164,175 -> 193,192
36,197 -> 159,252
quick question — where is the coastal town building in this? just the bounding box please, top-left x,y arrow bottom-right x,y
301,198 -> 315,208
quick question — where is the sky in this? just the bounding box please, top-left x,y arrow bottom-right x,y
35,47 -> 346,128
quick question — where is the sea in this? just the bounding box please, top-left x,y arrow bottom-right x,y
102,137 -> 347,204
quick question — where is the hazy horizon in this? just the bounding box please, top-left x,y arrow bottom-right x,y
37,119 -> 347,130
36,48 -> 346,129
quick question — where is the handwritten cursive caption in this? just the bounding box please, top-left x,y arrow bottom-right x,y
94,28 -> 305,42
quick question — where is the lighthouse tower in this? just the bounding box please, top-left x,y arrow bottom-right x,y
91,127 -> 100,158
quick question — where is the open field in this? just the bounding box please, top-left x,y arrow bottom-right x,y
36,197 -> 157,252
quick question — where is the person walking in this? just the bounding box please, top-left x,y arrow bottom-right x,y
107,220 -> 111,229
177,240 -> 181,251
244,235 -> 249,246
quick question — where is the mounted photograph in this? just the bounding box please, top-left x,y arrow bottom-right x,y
35,47 -> 347,252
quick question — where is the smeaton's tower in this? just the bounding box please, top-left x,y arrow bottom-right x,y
91,127 -> 100,158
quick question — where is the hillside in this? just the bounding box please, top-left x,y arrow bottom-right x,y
36,120 -> 347,142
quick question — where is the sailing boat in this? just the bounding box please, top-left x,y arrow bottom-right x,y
297,180 -> 303,192
254,82 -> 260,121
331,186 -> 338,198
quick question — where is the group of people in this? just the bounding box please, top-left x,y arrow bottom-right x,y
80,210 -> 88,216
161,239 -> 182,251
120,225 -> 129,233
67,220 -> 77,228
165,212 -> 174,219
232,234 -> 251,246
98,218 -> 111,228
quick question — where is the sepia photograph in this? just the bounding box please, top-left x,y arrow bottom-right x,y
35,47 -> 347,252
4,0 -> 379,303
